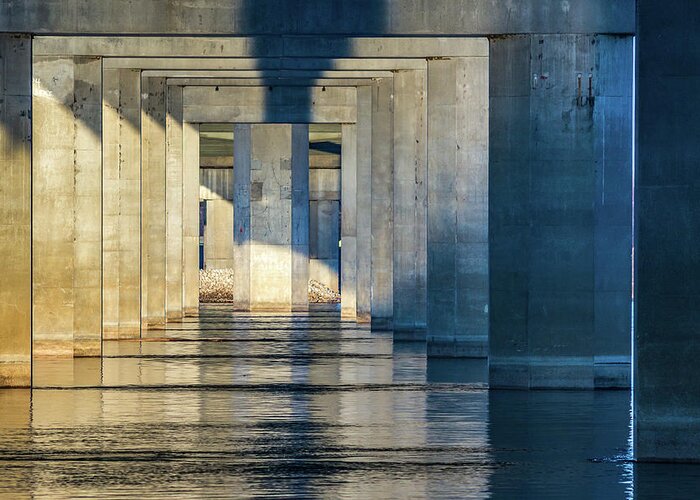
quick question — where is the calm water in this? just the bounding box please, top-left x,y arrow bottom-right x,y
0,306 -> 698,499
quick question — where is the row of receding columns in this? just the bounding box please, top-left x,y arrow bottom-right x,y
2,35 -> 633,395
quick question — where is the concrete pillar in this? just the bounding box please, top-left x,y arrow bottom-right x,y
232,124 -> 251,311
392,70 -> 427,335
635,0 -> 700,461
232,124 -> 308,311
203,199 -> 234,269
165,85 -> 184,320
356,86 -> 372,323
489,35 -> 632,389
250,124 -> 293,311
341,123 -> 358,319
291,124 -> 310,312
182,122 -> 200,316
102,68 -> 141,340
427,57 -> 489,357
0,35 -> 31,386
33,55 -> 102,358
141,76 -> 166,328
371,78 -> 394,329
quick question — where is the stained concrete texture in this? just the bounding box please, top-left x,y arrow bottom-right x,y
102,68 -> 141,340
370,79 -> 394,329
635,0 -> 700,462
203,200 -> 234,270
141,77 -> 167,328
0,35 -> 31,385
183,122 -> 200,316
489,35 -> 633,389
0,1 -> 635,36
165,85 -> 184,320
234,124 -> 310,311
392,69 -> 427,335
33,55 -> 102,358
341,123 -> 358,319
427,57 -> 489,356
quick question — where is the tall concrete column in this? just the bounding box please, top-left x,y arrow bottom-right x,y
489,35 -> 632,389
635,0 -> 700,462
250,124 -> 293,311
33,55 -> 102,358
232,124 -> 251,311
427,56 -> 489,357
392,70 -> 427,335
102,68 -> 141,340
141,76 -> 166,328
165,85 -> 184,320
291,124 -> 310,312
341,123 -> 358,319
371,78 -> 394,329
0,35 -> 31,386
355,86 -> 372,323
182,122 -> 200,316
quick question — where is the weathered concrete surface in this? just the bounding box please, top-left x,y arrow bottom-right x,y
202,200 -> 234,270
141,77 -> 167,328
165,85 -> 184,320
635,0 -> 700,462
392,69 -> 427,335
33,36 -> 488,58
250,124 -> 293,311
370,78 -> 394,329
427,57 -> 489,357
0,35 -> 31,386
341,124 -> 357,319
232,124 -> 251,311
291,124 -> 310,312
108,58 -> 425,71
200,168 -> 233,200
102,68 -> 141,339
33,55 -> 102,358
310,200 -> 340,291
182,122 -> 200,316
355,86 -> 373,323
489,35 -> 632,389
183,86 -> 357,124
1,1 -> 635,35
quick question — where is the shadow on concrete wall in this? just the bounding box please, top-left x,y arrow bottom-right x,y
241,1 -> 388,122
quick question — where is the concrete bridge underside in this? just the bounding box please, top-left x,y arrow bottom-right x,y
0,0 -> 696,463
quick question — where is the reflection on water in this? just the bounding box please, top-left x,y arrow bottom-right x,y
0,305 -> 698,498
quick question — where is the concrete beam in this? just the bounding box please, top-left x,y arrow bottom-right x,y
105,58 -> 428,71
102,67 -> 141,339
183,86 -> 357,124
166,78 -> 382,87
0,35 -> 31,386
1,1 -> 635,36
154,71 -> 394,79
34,36 -> 489,58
